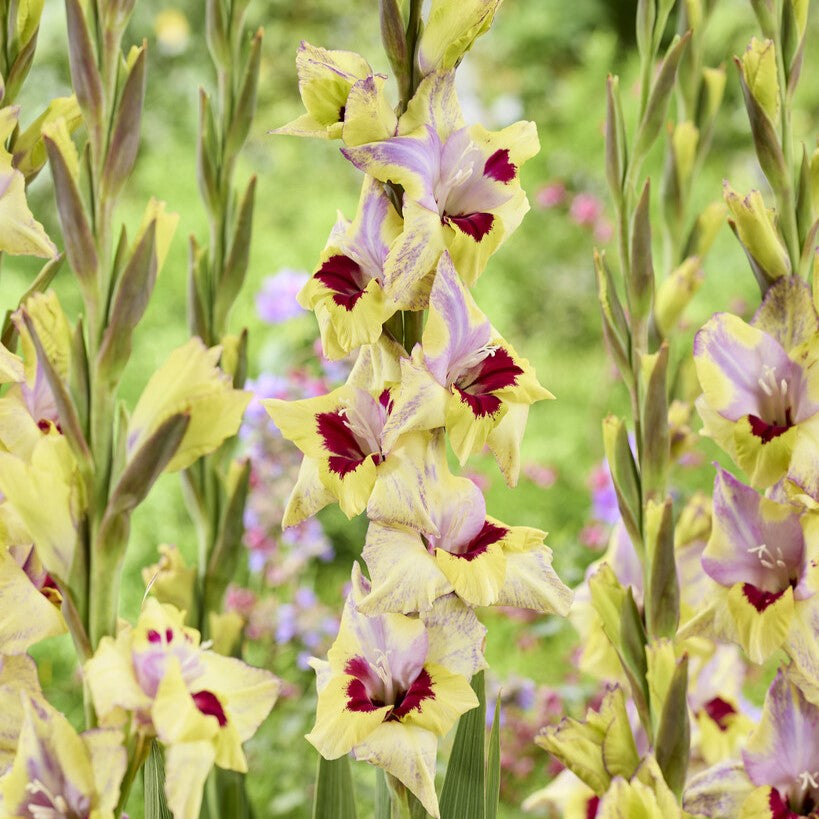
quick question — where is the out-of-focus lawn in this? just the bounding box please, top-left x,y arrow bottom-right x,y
4,0 -> 819,816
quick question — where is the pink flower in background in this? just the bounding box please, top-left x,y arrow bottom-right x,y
522,462 -> 557,489
463,468 -> 491,492
579,521 -> 609,550
256,268 -> 309,323
569,192 -> 603,226
593,217 -> 613,242
536,182 -> 566,209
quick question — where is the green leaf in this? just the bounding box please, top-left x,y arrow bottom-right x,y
312,753 -> 357,819
485,693 -> 501,819
144,741 -> 172,819
440,670 -> 486,819
375,769 -> 390,819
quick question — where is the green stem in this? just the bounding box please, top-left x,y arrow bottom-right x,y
115,730 -> 151,816
386,774 -> 412,819
774,38 -> 801,275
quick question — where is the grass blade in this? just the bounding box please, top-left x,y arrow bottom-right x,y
486,693 -> 502,819
440,670 -> 486,819
313,753 -> 357,819
144,740 -> 172,819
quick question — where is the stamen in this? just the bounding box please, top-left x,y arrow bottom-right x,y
25,779 -> 71,818
798,770 -> 819,790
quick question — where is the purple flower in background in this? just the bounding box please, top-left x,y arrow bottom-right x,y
589,461 -> 619,525
256,269 -> 309,323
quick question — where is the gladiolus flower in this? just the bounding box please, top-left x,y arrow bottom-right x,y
341,71 -> 538,306
306,564 -> 484,817
0,695 -> 126,819
84,598 -> 279,819
380,252 -> 552,485
298,177 -> 402,359
362,432 -> 572,615
682,468 -> 818,664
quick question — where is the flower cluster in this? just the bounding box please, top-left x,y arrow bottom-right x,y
269,3 -> 573,812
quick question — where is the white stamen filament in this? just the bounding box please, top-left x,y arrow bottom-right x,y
747,543 -> 793,587
797,770 -> 819,791
756,365 -> 792,426
25,780 -> 73,819
339,401 -> 383,457
450,344 -> 498,388
371,649 -> 396,705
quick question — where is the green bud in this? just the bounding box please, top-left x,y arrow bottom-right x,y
205,0 -> 231,69
619,588 -> 652,734
602,416 -> 643,553
749,0 -> 778,37
640,344 -> 669,498
196,89 -> 220,218
636,0 -> 656,61
645,496 -> 679,639
781,0 -> 808,89
43,128 -> 99,298
734,54 -> 788,193
12,96 -> 81,183
671,121 -> 699,191
811,147 -> 819,218
219,328 -> 248,389
674,492 -> 711,550
629,180 -> 655,321
724,183 -> 790,283
64,0 -> 103,139
740,38 -> 779,123
654,654 -> 690,798
683,200 -> 725,259
379,0 -> 408,97
655,257 -> 703,336
68,317 -> 89,436
796,145 -> 814,248
536,685 -> 638,795
594,250 -> 631,380
698,66 -> 726,131
605,75 -> 626,204
21,311 -> 93,477
187,236 -> 210,342
225,28 -> 262,159
99,412 -> 191,555
646,638 -> 676,729
632,32 -> 691,174
101,42 -> 147,201
214,175 -> 256,333
97,222 -> 158,385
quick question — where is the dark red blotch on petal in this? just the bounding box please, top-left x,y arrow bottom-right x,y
378,388 -> 394,415
192,690 -> 228,727
586,796 -> 600,819
455,347 -> 524,418
147,629 -> 162,643
768,788 -> 802,818
345,678 -> 385,713
446,212 -> 495,241
316,410 -> 368,476
455,520 -> 509,562
703,697 -> 737,731
742,582 -> 786,612
748,409 -> 793,443
314,254 -> 368,311
483,149 -> 516,183
390,668 -> 435,720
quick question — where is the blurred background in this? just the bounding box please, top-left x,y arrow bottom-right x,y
3,0 -> 818,815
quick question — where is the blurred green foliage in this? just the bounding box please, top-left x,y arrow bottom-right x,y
5,0 -> 819,816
